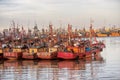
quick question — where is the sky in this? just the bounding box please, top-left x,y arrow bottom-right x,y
0,0 -> 120,30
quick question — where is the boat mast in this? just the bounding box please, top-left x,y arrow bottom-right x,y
89,19 -> 98,45
89,19 -> 93,45
68,24 -> 72,45
12,20 -> 16,39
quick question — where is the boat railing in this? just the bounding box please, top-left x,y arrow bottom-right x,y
49,47 -> 57,53
38,48 -> 48,52
3,48 -> 12,52
29,48 -> 37,54
13,48 -> 22,52
67,46 -> 85,54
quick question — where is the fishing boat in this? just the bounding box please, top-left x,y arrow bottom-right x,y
80,41 -> 105,59
37,47 -> 57,59
22,48 -> 38,59
96,33 -> 108,37
3,48 -> 22,60
0,21 -> 106,61
57,24 -> 79,60
81,22 -> 106,59
3,38 -> 23,60
57,46 -> 79,60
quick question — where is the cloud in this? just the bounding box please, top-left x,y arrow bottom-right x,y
0,0 -> 120,29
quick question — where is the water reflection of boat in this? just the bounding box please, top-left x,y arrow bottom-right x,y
3,60 -> 22,67
22,60 -> 38,66
38,60 -> 58,68
0,60 -> 4,68
93,53 -> 104,61
58,60 -> 85,70
85,52 -> 104,62
37,60 -> 59,80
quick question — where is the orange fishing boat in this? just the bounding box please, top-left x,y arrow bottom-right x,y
22,48 -> 38,59
57,24 -> 79,60
37,47 -> 57,59
96,33 -> 108,37
110,32 -> 120,37
3,48 -> 22,60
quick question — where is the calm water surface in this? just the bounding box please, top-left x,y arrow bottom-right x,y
0,37 -> 120,80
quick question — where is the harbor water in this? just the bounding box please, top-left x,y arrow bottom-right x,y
0,37 -> 120,80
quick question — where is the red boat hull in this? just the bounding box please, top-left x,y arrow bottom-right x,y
3,52 -> 22,60
22,52 -> 37,60
57,52 -> 78,60
37,52 -> 57,59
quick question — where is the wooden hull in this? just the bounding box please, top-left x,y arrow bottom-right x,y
37,52 -> 57,59
78,53 -> 86,59
92,42 -> 105,49
81,47 -> 102,59
22,52 -> 38,60
78,51 -> 93,59
100,43 -> 105,49
0,53 -> 3,59
97,33 -> 108,37
85,51 -> 92,58
57,52 -> 78,60
110,32 -> 120,37
3,52 -> 22,60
